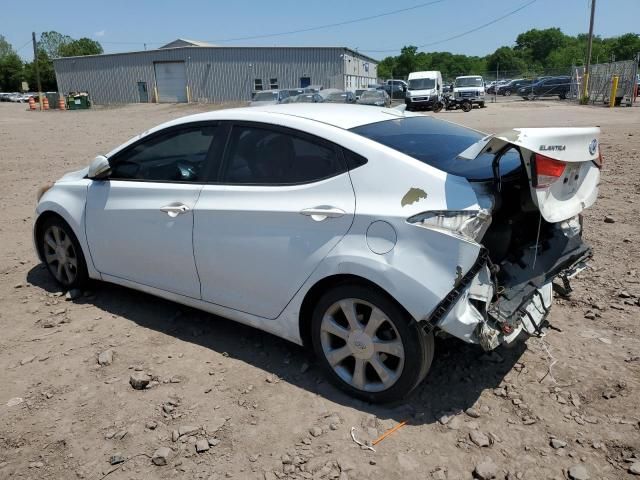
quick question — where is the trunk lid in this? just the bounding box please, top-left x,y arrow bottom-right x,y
459,127 -> 601,223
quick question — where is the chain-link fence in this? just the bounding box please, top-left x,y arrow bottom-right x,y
571,58 -> 639,105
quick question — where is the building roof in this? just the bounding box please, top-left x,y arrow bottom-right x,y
159,38 -> 217,49
52,45 -> 378,64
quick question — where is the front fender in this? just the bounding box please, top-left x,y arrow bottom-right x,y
35,183 -> 100,279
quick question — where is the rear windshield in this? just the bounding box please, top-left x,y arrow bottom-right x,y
253,92 -> 277,101
350,116 -> 520,180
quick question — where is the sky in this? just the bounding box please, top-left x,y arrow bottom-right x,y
3,0 -> 639,61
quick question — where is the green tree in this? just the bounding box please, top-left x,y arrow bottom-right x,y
486,47 -> 527,75
607,33 -> 640,62
0,34 -> 14,58
0,52 -> 24,90
59,37 -> 103,57
24,50 -> 57,91
515,28 -> 567,66
39,31 -> 72,58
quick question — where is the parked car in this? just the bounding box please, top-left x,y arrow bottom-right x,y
486,80 -> 509,95
497,79 -> 532,96
518,76 -> 571,100
287,88 -> 307,97
292,93 -> 324,103
357,89 -> 391,107
34,104 -> 601,402
317,88 -> 343,100
355,89 -> 366,100
453,75 -> 486,107
324,91 -> 356,104
249,89 -> 290,106
385,79 -> 408,90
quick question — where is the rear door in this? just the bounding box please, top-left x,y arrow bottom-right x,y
462,127 -> 601,222
193,122 -> 356,319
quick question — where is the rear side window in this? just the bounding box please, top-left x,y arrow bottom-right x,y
222,125 -> 346,185
350,116 -> 520,180
110,126 -> 217,182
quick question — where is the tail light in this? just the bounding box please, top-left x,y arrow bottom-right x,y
594,149 -> 604,169
535,153 -> 566,188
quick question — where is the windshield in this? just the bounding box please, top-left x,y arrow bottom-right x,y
455,77 -> 483,88
253,92 -> 277,101
408,78 -> 435,90
295,94 -> 315,102
349,116 -> 521,181
361,91 -> 382,99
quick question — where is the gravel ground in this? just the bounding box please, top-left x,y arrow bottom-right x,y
1,99 -> 639,480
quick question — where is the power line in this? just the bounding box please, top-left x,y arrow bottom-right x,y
15,39 -> 33,53
89,0 -> 447,47
362,0 -> 538,53
206,0 -> 446,43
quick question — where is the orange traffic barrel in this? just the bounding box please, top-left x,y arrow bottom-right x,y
42,96 -> 49,110
28,96 -> 36,111
58,96 -> 66,110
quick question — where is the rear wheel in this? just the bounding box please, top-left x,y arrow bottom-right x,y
505,90 -> 512,96
461,100 -> 472,112
39,216 -> 88,290
527,92 -> 535,101
311,284 -> 434,403
432,101 -> 444,113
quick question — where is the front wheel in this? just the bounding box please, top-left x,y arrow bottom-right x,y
311,284 -> 434,403
39,216 -> 89,289
432,101 -> 444,113
479,101 -> 486,108
527,92 -> 535,101
461,100 -> 472,112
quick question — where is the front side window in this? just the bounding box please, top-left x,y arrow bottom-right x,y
223,126 -> 345,185
110,125 -> 217,182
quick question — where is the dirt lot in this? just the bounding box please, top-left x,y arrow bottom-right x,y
1,100 -> 639,480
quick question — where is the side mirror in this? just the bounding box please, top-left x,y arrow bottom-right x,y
88,155 -> 111,180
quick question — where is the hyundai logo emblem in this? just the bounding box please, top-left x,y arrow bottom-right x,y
588,138 -> 598,156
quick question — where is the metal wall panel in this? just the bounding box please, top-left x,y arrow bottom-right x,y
53,47 -> 379,104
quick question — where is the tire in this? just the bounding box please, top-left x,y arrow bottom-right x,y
559,92 -> 567,100
527,92 -> 535,101
505,90 -> 512,96
311,283 -> 434,403
479,101 -> 486,108
405,105 -> 413,112
38,215 -> 89,290
461,100 -> 472,112
432,101 -> 443,113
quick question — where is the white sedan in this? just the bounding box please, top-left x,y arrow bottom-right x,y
34,104 -> 601,402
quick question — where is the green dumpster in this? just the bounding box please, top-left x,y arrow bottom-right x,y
66,93 -> 91,110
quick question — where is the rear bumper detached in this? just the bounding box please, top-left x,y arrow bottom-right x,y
426,235 -> 591,350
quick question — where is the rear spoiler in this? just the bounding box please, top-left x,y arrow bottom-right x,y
457,127 -> 601,162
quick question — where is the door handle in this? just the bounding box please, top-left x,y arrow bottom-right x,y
160,203 -> 190,218
300,206 -> 346,221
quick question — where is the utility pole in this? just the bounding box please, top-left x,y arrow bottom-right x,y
32,32 -> 43,110
583,0 -> 596,99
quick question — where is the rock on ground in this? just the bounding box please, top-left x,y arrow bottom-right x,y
152,447 -> 172,466
129,372 -> 150,390
97,349 -> 113,366
568,464 -> 590,480
474,458 -> 498,479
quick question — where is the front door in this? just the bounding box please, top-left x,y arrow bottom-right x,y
193,123 -> 355,319
86,123 -> 220,298
137,82 -> 148,103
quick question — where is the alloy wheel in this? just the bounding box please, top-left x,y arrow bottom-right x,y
319,298 -> 405,393
43,225 -> 78,285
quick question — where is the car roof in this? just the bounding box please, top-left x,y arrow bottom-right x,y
162,104 -> 416,132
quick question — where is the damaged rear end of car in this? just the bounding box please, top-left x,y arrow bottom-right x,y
431,127 -> 601,349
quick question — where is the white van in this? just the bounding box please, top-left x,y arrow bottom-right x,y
405,71 -> 442,111
453,75 -> 486,107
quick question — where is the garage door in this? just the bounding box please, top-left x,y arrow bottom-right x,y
154,62 -> 187,103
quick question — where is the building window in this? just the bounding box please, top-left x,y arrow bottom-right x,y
270,78 -> 278,89
254,79 -> 263,91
